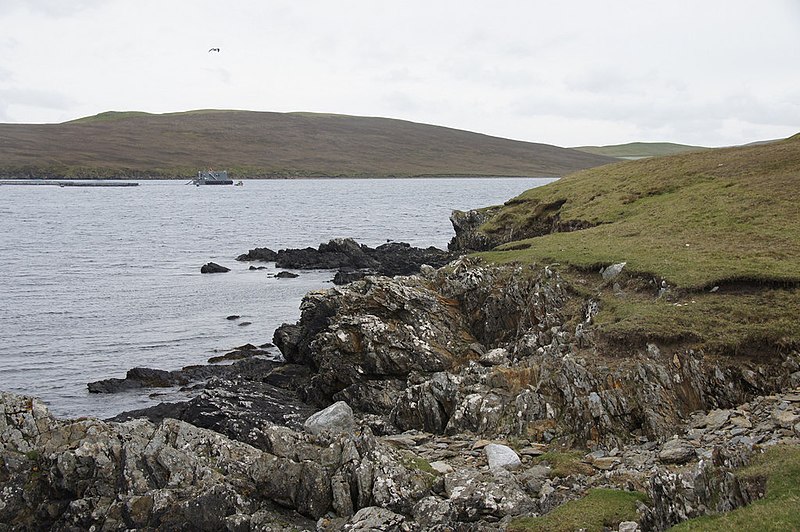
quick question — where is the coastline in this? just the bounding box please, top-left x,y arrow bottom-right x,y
2,255 -> 798,530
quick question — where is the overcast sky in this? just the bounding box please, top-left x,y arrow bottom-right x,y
1,1 -> 798,147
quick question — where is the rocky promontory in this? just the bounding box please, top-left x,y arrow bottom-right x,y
3,258 -> 799,530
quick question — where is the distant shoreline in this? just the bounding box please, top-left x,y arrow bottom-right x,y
0,179 -> 139,187
0,174 -> 558,181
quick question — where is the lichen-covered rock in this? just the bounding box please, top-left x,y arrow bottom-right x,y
305,401 -> 356,435
342,506 -> 411,531
0,392 -> 435,529
274,262 -> 800,449
275,275 -> 477,406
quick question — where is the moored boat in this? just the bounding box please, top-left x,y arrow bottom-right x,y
189,170 -> 233,186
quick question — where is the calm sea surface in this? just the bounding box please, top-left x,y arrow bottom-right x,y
0,178 -> 554,419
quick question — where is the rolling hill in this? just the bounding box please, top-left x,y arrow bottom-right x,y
0,110 -> 614,178
574,141 -> 711,159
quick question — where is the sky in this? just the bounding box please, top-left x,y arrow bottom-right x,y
1,0 -> 798,147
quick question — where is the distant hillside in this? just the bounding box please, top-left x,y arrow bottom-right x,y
0,110 -> 614,178
574,142 -> 710,160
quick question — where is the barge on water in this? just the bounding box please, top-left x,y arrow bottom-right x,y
189,170 -> 233,186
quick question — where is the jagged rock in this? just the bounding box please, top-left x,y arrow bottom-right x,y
444,468 -> 535,521
276,271 -> 299,278
484,443 -> 521,470
274,262 -> 800,448
618,521 -> 640,532
304,401 -> 356,435
447,207 -> 503,252
0,391 -> 436,528
275,275 -> 476,407
641,450 -> 763,531
200,262 -> 230,273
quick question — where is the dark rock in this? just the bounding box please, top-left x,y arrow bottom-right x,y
208,343 -> 270,363
201,262 -> 230,273
249,265 -> 268,270
226,314 -> 240,320
89,351 -> 283,395
87,377 -> 142,393
333,268 -> 374,285
126,367 -> 182,387
88,367 -> 187,393
114,378 -> 318,446
276,271 -> 299,278
276,238 -> 378,271
238,321 -> 252,326
236,247 -> 278,262
243,238 -> 456,279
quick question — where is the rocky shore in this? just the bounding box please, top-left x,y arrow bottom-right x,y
3,246 -> 799,530
236,238 -> 457,284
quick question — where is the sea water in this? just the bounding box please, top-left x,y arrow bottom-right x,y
0,178 -> 554,418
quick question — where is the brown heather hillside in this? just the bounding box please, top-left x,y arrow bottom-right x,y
0,110 -> 614,178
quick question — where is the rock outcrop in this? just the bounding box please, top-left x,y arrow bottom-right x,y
274,261 -> 799,448
237,238 -> 457,283
0,392 -> 436,530
6,257 -> 800,530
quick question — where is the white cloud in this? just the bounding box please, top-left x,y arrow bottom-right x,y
0,0 -> 798,146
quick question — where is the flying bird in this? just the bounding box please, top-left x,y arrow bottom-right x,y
208,47 -> 220,53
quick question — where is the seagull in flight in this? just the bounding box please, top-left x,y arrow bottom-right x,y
208,47 -> 220,53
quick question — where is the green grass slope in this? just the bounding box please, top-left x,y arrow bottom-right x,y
480,134 -> 800,288
0,110 -> 614,178
475,133 -> 800,354
574,142 -> 711,159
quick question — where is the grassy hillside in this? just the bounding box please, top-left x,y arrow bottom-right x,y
574,142 -> 710,159
0,110 -> 614,178
473,133 -> 800,354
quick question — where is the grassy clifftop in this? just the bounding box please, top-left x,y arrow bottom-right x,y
479,134 -> 800,288
0,110 -> 614,178
474,134 -> 800,354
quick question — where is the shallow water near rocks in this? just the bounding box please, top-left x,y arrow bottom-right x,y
0,177 -> 554,419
